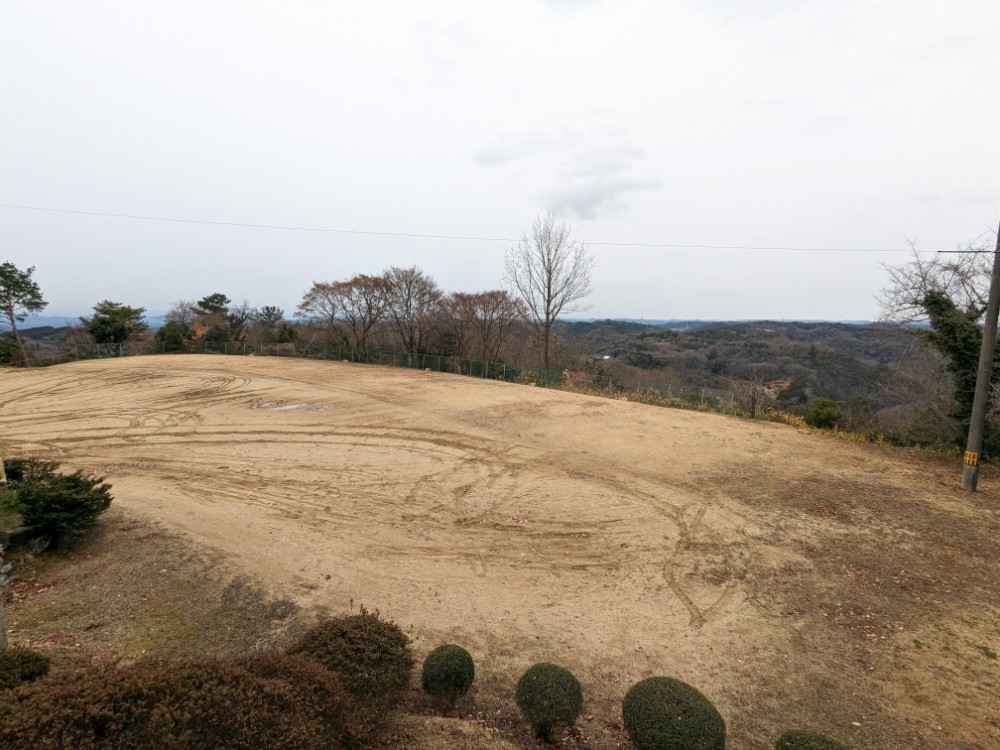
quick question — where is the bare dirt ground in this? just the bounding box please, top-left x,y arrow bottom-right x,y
1,355 -> 998,750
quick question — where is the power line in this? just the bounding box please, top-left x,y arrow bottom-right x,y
0,201 -> 916,253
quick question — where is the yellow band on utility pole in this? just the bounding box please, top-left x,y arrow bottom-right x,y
964,451 -> 979,466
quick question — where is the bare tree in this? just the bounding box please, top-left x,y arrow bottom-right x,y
877,337 -> 960,445
440,290 -> 523,362
165,300 -> 199,328
383,265 -> 442,356
726,369 -> 772,419
296,282 -> 346,352
879,236 -> 993,322
226,299 -> 257,343
297,276 -> 390,355
337,275 -> 390,355
504,213 -> 594,369
470,290 -> 523,362
439,292 -> 476,358
879,231 -> 999,442
296,281 -> 341,341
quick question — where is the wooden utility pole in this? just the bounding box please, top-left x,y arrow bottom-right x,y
961,220 -> 1000,491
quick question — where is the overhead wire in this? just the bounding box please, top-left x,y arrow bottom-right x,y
0,201 -> 924,253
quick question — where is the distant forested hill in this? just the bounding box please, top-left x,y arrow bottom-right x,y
554,319 -> 928,418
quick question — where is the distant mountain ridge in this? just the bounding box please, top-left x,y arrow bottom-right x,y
19,314 -> 167,330
566,317 -> 876,330
20,314 -> 876,333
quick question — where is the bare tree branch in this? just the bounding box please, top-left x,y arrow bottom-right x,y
879,235 -> 994,322
383,266 -> 442,356
504,212 -> 594,368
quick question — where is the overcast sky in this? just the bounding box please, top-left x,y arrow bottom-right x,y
2,0 -> 997,321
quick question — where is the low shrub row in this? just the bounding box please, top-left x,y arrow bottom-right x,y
0,607 -> 851,750
416,644 -> 847,750
0,654 -> 355,749
0,609 -> 408,749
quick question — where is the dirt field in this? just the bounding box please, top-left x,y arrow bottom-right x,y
1,355 -> 998,749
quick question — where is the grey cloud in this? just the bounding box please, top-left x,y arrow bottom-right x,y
554,143 -> 648,181
477,126 -> 660,219
472,130 -> 583,165
545,178 -> 661,220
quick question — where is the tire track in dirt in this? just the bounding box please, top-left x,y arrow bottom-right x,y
3,359 -> 748,629
530,457 -> 749,627
5,356 -> 998,750
0,360 -> 791,675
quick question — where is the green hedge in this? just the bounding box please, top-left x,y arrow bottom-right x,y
515,662 -> 583,741
622,676 -> 726,750
422,644 -> 475,708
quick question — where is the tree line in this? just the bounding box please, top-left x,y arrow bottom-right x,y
1,213 -> 594,370
5,221 -> 1000,452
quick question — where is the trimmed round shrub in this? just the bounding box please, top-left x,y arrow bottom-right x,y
622,676 -> 726,750
515,662 -> 583,741
0,647 -> 50,690
422,644 -> 475,708
286,607 -> 414,715
776,729 -> 850,750
0,653 -> 356,749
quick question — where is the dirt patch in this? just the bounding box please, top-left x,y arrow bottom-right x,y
2,355 -> 999,749
4,507 -> 301,665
